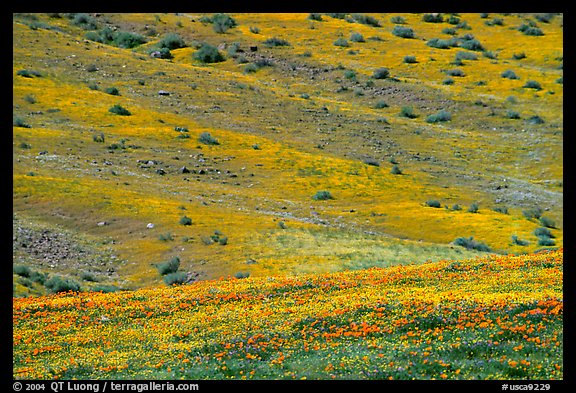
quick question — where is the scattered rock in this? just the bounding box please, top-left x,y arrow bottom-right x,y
158,90 -> 170,96
179,166 -> 190,174
146,223 -> 155,229
97,221 -> 108,226
156,169 -> 166,175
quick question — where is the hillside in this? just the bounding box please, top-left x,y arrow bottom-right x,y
13,249 -> 563,380
13,12 -> 563,295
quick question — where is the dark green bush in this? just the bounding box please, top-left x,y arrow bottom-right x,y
519,24 -> 544,36
455,51 -> 478,61
426,110 -> 451,123
164,271 -> 188,285
404,55 -> 417,64
453,236 -> 491,252
537,237 -> 555,246
534,227 -> 554,238
244,63 -> 259,74
81,271 -> 98,282
392,26 -> 415,38
501,69 -> 519,79
17,69 -> 42,78
308,13 -> 323,21
92,285 -> 120,293
249,26 -> 260,34
427,38 -> 457,49
523,80 -> 542,90
211,13 -> 237,33
506,110 -> 521,119
442,27 -> 457,35
513,52 -> 527,60
199,132 -> 220,145
523,207 -> 543,220
527,115 -> 545,125
159,33 -> 186,49
312,190 -> 334,201
334,38 -> 349,47
493,206 -> 509,214
113,31 -> 146,48
193,43 -> 225,63
264,37 -> 290,47
45,276 -> 81,293
351,14 -> 381,27
390,16 -> 406,24
426,200 -> 442,208
72,13 -> 98,30
459,39 -> 484,51
539,216 -> 556,228
234,271 -> 250,279
511,235 -> 529,246
451,204 -> 462,211
158,232 -> 174,241
445,69 -> 465,77
108,104 -> 131,116
468,203 -> 479,213
399,106 -> 417,118
14,265 -> 32,277
372,67 -> 390,79
390,165 -> 402,175
350,32 -> 365,42
104,87 -> 120,96
374,100 -> 389,109
157,256 -> 181,275
13,117 -> 31,128
179,216 -> 192,226
423,13 -> 443,23
442,78 -> 454,85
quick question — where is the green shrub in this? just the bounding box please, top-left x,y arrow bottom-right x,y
344,70 -> 357,80
92,285 -> 120,293
399,106 -> 417,118
218,236 -> 228,246
390,16 -> 406,24
453,236 -> 491,252
442,78 -> 454,85
334,38 -> 349,47
527,115 -> 545,125
523,207 -> 543,220
363,157 -> 380,166
193,43 -> 225,63
108,104 -> 131,116
372,67 -> 390,79
534,227 -> 554,238
14,265 -> 32,277
455,51 -> 478,61
513,52 -> 527,60
539,216 -> 556,228
164,272 -> 188,285
159,33 -> 186,49
403,55 -> 417,64
308,13 -> 323,21
234,271 -> 250,279
263,37 -> 290,47
351,14 -> 381,27
19,142 -> 32,149
459,39 -> 484,51
392,26 -> 414,38
467,203 -> 479,213
442,27 -> 457,35
17,69 -> 42,78
390,165 -> 402,175
501,69 -> 519,79
249,26 -> 260,34
81,271 -> 98,282
45,276 -> 81,293
427,38 -> 457,49
535,13 -> 555,23
511,235 -> 529,246
374,100 -> 389,109
72,13 -> 98,30
426,200 -> 441,208
519,24 -> 544,36
537,237 -> 555,246
158,232 -> 174,241
506,110 -> 521,119
30,271 -> 47,285
426,110 -> 451,123
157,256 -> 181,275
211,13 -> 237,34
451,204 -> 462,211
326,13 -> 347,20
523,80 -> 542,90
243,63 -> 259,74
445,69 -> 465,77
104,87 -> 120,96
447,15 -> 461,25
179,216 -> 192,226
350,32 -> 365,42
13,117 -> 31,128
493,206 -> 509,214
113,31 -> 146,48
312,190 -> 334,201
199,132 -> 219,145
423,13 -> 443,23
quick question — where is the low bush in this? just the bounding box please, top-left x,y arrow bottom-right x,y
17,69 -> 42,78
493,206 -> 509,214
351,14 -> 381,27
164,272 -> 188,285
392,26 -> 414,38
427,38 -> 457,49
108,105 -> 131,116
234,271 -> 250,279
350,32 -> 365,42
13,117 -> 31,128
506,110 -> 521,119
403,55 -> 417,64
308,13 -> 323,21
523,80 -> 542,90
14,265 -> 31,278
523,207 -> 543,220
158,232 -> 174,242
104,87 -> 120,96
374,100 -> 389,109
390,165 -> 402,175
44,276 -> 81,293
113,31 -> 146,49
445,69 -> 465,77
159,33 -> 186,49
423,13 -> 443,23
534,227 -> 554,238
426,110 -> 451,123
468,203 -> 479,213
511,235 -> 529,246
372,67 -> 390,79
390,16 -> 406,24
264,37 -> 290,47
198,132 -> 220,145
399,106 -> 417,118
426,200 -> 442,208
501,69 -> 519,79
211,13 -> 237,34
453,236 -> 491,252
179,216 -> 192,226
334,38 -> 349,47
193,43 -> 225,63
539,216 -> 556,228
312,190 -> 334,201
157,256 -> 181,275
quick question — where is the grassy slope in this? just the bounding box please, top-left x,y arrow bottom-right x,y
13,13 -> 563,292
13,249 -> 563,380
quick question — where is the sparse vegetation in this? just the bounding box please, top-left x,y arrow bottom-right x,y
193,43 -> 225,63
426,110 -> 451,123
156,256 -> 181,275
264,37 -> 290,47
372,68 -> 390,79
453,236 -> 491,252
108,104 -> 131,116
399,106 -> 417,118
392,26 -> 414,38
312,190 -> 334,201
198,132 -> 219,145
159,33 -> 186,49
